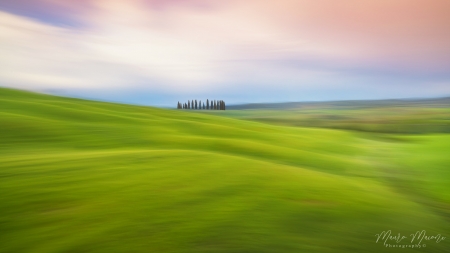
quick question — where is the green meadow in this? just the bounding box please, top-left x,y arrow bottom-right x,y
1,88 -> 449,252
219,103 -> 450,134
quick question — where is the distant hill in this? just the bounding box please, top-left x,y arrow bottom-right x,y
227,97 -> 450,110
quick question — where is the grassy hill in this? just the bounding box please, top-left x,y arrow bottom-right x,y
0,88 -> 449,252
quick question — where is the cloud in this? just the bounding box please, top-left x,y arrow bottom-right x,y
0,0 -> 450,105
0,7 -> 221,93
0,0 -> 93,27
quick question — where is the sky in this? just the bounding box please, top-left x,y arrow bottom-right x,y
0,0 -> 450,106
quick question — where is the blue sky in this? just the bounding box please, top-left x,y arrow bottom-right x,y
1,0 -> 450,106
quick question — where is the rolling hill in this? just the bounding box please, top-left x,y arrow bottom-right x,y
0,88 -> 449,253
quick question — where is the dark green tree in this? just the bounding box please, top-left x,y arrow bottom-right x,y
206,99 -> 209,110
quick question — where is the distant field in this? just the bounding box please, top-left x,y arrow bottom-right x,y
1,88 -> 449,252
217,102 -> 450,134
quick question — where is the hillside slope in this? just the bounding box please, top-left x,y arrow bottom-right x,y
0,88 -> 448,253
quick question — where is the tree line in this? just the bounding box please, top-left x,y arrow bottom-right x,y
177,99 -> 226,110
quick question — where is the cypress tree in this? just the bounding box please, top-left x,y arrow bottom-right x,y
206,99 -> 209,110
188,100 -> 190,109
203,103 -> 205,110
223,101 -> 226,110
195,100 -> 198,109
214,100 -> 217,110
199,101 -> 202,110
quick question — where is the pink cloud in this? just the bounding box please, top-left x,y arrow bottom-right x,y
141,0 -> 222,11
245,0 -> 450,73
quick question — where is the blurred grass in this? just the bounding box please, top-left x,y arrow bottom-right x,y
216,107 -> 450,134
1,88 -> 449,252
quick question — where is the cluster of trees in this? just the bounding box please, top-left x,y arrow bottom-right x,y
177,99 -> 226,110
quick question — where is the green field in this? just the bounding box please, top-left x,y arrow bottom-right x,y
217,105 -> 450,134
1,88 -> 449,252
